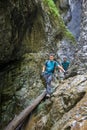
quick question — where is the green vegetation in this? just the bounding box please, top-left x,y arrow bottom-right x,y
43,0 -> 60,17
43,0 -> 76,43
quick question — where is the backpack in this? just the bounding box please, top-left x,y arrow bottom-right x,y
45,60 -> 56,73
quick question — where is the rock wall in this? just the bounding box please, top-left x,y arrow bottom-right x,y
25,74 -> 87,130
68,0 -> 82,40
56,0 -> 81,61
24,1 -> 87,130
0,0 -> 75,66
0,0 -> 37,65
77,0 -> 87,73
0,0 -> 76,129
1,0 -> 86,129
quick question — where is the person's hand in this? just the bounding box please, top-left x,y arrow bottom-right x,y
64,71 -> 68,75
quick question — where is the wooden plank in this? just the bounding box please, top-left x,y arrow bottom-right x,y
5,90 -> 46,130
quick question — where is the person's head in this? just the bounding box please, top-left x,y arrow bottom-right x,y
63,56 -> 67,62
49,53 -> 55,61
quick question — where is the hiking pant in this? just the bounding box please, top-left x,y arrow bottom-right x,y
43,73 -> 53,95
58,70 -> 64,81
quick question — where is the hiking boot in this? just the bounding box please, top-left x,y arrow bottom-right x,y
46,94 -> 51,98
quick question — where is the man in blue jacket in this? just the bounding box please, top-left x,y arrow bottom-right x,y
42,53 -> 65,97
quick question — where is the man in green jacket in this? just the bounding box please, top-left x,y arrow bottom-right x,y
62,56 -> 70,71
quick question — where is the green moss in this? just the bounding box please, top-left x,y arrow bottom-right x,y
43,0 -> 76,43
43,0 -> 59,17
64,29 -> 76,42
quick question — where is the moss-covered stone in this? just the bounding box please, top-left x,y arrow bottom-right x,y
43,0 -> 60,17
0,53 -> 45,128
43,0 -> 76,43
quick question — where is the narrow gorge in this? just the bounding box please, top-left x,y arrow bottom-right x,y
0,0 -> 87,130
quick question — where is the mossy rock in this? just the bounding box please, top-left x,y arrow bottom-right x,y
43,0 -> 76,43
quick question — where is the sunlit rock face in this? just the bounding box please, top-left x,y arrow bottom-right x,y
25,74 -> 87,130
68,0 -> 82,40
56,0 -> 82,40
77,0 -> 87,73
56,0 -> 82,61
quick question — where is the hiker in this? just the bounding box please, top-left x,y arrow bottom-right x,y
41,53 -> 65,97
62,56 -> 70,72
58,56 -> 70,82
